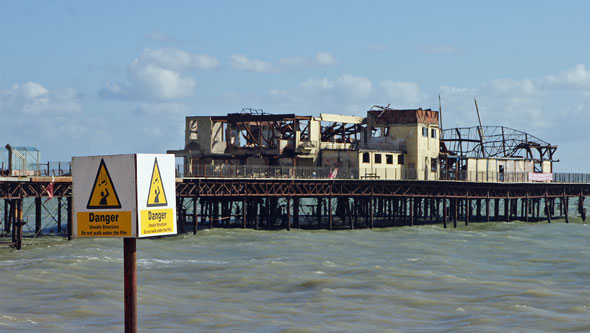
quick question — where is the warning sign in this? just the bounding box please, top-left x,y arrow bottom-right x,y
73,154 -> 176,239
146,158 -> 168,207
137,154 -> 176,238
87,159 -> 122,209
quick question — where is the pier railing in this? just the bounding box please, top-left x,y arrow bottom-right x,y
553,173 -> 590,183
176,164 -> 590,183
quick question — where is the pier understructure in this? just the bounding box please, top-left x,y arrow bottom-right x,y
1,176 -> 588,249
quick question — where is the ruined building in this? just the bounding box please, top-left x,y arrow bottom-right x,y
168,106 -> 556,182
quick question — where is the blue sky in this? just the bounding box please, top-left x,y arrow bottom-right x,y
1,0 -> 589,171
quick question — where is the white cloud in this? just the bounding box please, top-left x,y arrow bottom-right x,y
485,78 -> 537,96
380,81 -> 426,107
267,74 -> 375,114
335,74 -> 372,100
542,64 -> 590,92
315,51 -> 337,66
100,48 -> 218,101
232,52 -> 338,72
139,48 -> 219,71
229,54 -> 274,73
128,63 -> 196,100
0,81 -> 81,115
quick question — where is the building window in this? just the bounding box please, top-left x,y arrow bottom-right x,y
386,154 -> 393,165
431,158 -> 437,172
362,152 -> 370,164
431,129 -> 437,139
375,154 -> 382,164
398,155 -> 405,165
422,127 -> 428,137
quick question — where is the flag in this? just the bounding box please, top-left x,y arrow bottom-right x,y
45,176 -> 55,202
328,168 -> 338,179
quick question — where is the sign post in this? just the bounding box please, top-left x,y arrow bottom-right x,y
72,154 -> 177,332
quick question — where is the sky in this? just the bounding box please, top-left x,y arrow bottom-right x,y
1,0 -> 589,172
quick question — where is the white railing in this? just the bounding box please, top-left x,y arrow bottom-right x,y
176,164 -> 590,183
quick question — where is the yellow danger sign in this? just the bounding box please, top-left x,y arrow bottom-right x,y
87,159 -> 122,209
140,208 -> 175,236
146,158 -> 168,207
77,211 -> 132,237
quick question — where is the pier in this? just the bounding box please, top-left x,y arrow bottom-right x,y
1,173 -> 589,249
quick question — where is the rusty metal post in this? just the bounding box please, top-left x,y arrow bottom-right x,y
10,200 -> 16,243
453,199 -> 458,228
486,196 -> 490,223
369,197 -> 374,229
16,199 -> 23,250
327,197 -> 332,230
67,196 -> 73,240
123,238 -> 137,333
494,199 -> 499,221
579,196 -> 586,222
391,198 -> 399,225
443,199 -> 447,228
35,197 -> 42,235
4,199 -> 9,235
193,197 -> 198,234
254,199 -> 259,230
286,197 -> 291,231
294,198 -> 300,229
504,198 -> 510,222
353,198 -> 358,229
242,197 -> 247,229
564,197 -> 569,223
545,193 -> 551,223
409,197 -> 414,227
316,197 -> 322,228
57,197 -> 62,233
465,199 -> 469,226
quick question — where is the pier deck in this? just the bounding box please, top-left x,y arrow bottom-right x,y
1,176 -> 589,249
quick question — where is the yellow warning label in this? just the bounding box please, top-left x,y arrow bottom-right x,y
140,208 -> 174,236
146,157 -> 168,207
77,211 -> 132,237
87,159 -> 122,209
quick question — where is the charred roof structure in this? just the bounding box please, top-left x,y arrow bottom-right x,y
440,126 -> 557,161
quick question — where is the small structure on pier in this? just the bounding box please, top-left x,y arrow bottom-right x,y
1,144 -> 41,177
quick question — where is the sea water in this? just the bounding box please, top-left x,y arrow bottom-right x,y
1,217 -> 589,332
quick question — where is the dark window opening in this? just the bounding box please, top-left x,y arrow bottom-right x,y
422,127 -> 428,137
362,152 -> 370,163
431,129 -> 437,139
375,154 -> 382,164
386,154 -> 393,165
398,155 -> 405,165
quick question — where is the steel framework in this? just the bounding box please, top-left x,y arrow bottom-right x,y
441,126 -> 557,161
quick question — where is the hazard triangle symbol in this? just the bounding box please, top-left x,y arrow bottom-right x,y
87,159 -> 122,209
146,157 -> 168,207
